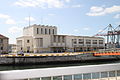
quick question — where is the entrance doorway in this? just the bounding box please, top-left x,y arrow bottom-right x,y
27,46 -> 30,53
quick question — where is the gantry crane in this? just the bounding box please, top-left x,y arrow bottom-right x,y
95,24 -> 120,49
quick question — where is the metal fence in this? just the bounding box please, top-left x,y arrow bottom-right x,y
0,63 -> 120,80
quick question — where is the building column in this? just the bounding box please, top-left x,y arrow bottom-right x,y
34,38 -> 39,53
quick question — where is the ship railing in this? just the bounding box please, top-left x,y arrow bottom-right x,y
0,63 -> 120,80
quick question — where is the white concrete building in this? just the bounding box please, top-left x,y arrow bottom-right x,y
16,24 -> 104,53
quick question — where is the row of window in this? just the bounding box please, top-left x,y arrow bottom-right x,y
53,36 -> 65,43
22,70 -> 120,80
37,28 -> 55,35
72,39 -> 104,44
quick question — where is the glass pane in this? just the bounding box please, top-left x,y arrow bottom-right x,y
64,75 -> 72,80
101,72 -> 108,78
74,74 -> 82,80
83,73 -> 91,79
117,70 -> 120,76
41,77 -> 51,80
109,71 -> 115,77
92,72 -> 99,79
53,76 -> 62,80
30,78 -> 40,80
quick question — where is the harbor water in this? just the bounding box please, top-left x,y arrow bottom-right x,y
0,59 -> 120,71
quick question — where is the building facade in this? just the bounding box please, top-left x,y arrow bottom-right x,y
0,34 -> 9,54
16,24 -> 104,53
9,44 -> 17,53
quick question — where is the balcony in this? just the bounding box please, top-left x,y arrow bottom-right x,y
50,43 -> 65,47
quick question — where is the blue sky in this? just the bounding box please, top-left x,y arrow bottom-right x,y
0,0 -> 120,44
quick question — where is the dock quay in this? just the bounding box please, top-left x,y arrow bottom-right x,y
0,52 -> 120,65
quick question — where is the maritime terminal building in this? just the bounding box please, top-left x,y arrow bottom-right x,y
16,24 -> 104,53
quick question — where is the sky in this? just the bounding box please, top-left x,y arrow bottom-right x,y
0,0 -> 120,44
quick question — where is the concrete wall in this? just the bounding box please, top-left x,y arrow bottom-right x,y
0,54 -> 119,65
23,27 -> 34,36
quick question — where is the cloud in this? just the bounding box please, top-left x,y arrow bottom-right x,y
0,13 -> 16,24
114,14 -> 120,19
83,27 -> 90,31
87,5 -> 120,16
25,17 -> 36,21
0,14 -> 10,19
73,29 -> 79,32
14,0 -> 66,8
48,13 -> 56,16
65,0 -> 71,3
71,4 -> 81,8
5,19 -> 16,24
8,26 -> 22,34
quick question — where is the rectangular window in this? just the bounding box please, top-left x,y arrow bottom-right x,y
74,74 -> 82,80
45,28 -> 47,34
49,29 -> 51,34
99,40 -> 103,44
83,73 -> 91,79
117,70 -> 120,76
64,75 -> 72,80
1,47 -> 3,50
86,39 -> 91,44
101,72 -> 108,78
41,28 -> 43,34
27,40 -> 30,43
62,36 -> 65,43
37,28 -> 39,34
0,39 -> 3,43
29,78 -> 40,80
53,76 -> 62,80
93,40 -> 97,44
54,36 -> 56,42
72,39 -> 77,44
53,29 -> 55,34
109,71 -> 115,77
78,39 -> 84,44
41,77 -> 51,80
58,36 -> 60,42
92,72 -> 99,79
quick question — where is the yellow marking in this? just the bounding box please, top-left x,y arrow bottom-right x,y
50,54 -> 54,56
25,54 -> 30,56
34,55 -> 37,56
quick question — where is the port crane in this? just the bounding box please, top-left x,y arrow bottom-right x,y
95,24 -> 120,49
